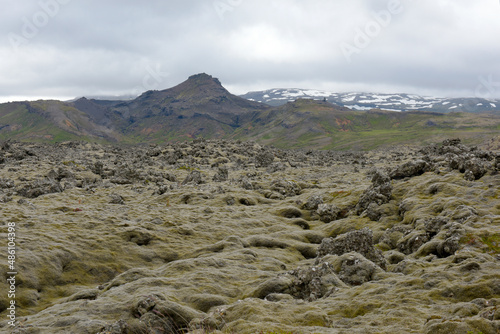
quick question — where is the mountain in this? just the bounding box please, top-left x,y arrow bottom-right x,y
0,100 -> 122,142
233,98 -> 500,150
1,74 -> 500,150
67,94 -> 137,102
109,73 -> 269,141
240,88 -> 500,113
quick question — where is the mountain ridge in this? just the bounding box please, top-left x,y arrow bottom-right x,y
240,88 -> 500,113
1,73 -> 500,150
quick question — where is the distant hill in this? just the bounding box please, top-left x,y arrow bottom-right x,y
240,88 -> 500,113
1,74 -> 499,150
233,98 -> 500,150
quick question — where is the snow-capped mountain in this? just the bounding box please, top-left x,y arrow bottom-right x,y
240,88 -> 499,113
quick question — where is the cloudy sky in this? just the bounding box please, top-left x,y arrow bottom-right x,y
1,0 -> 500,102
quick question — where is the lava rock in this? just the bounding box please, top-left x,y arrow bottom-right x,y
212,167 -> 228,182
255,150 -> 275,168
182,170 -> 204,185
390,160 -> 430,180
356,169 -> 392,218
316,203 -> 340,223
317,228 -> 387,269
17,178 -> 63,198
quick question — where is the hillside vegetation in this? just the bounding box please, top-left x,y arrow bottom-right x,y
1,74 -> 499,150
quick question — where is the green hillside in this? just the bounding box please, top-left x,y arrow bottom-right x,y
1,74 -> 499,150
0,102 -> 82,142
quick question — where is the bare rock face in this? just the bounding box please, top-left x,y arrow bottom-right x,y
1,139 -> 499,334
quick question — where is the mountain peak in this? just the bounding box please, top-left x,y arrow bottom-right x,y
187,73 -> 222,87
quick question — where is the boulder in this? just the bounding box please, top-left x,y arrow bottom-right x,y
317,228 -> 387,269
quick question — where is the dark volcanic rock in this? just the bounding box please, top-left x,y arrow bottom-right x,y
316,203 -> 341,223
109,193 -> 125,205
0,178 -> 14,189
356,169 -> 392,219
337,252 -> 380,286
182,170 -> 204,185
302,195 -> 323,211
17,178 -> 63,198
390,160 -> 430,179
422,138 -> 493,180
212,167 -> 228,182
282,261 -> 345,301
317,228 -> 387,269
270,179 -> 301,197
255,150 -> 275,168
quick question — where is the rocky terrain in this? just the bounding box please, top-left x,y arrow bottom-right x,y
0,138 -> 499,334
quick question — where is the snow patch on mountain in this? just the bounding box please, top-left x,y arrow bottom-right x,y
240,88 -> 500,113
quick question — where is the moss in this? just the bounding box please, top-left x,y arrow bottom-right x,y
460,232 -> 500,255
340,302 -> 382,318
480,233 -> 500,255
259,331 -> 308,334
177,165 -> 197,171
436,283 -> 496,302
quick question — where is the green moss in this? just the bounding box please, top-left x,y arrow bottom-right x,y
460,233 -> 500,254
339,302 -> 382,318
480,234 -> 500,255
177,165 -> 197,171
259,331 -> 322,334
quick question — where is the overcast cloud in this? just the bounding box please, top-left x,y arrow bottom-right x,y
1,0 -> 500,102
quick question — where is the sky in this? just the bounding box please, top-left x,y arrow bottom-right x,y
1,0 -> 500,103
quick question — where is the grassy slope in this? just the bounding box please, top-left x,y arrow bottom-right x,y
0,103 -> 83,142
1,98 -> 499,150
232,100 -> 500,150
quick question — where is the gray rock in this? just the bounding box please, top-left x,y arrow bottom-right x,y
109,193 -> 125,205
212,167 -> 228,182
424,217 -> 450,235
316,203 -> 340,223
284,261 -> 346,301
17,178 -> 63,198
255,150 -> 275,168
239,177 -> 254,190
302,194 -> 323,211
317,228 -> 387,269
0,178 -> 15,189
356,169 -> 392,218
270,179 -> 301,197
397,231 -> 430,255
182,170 -> 204,185
390,159 -> 430,179
337,252 -> 379,286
